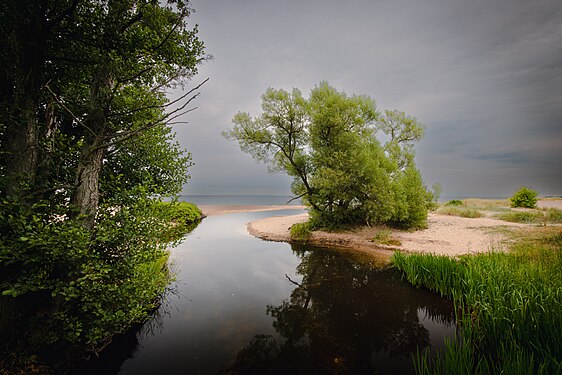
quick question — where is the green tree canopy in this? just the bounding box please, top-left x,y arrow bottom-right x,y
0,0 -> 207,369
224,82 -> 436,229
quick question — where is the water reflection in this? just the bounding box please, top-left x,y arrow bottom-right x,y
223,245 -> 455,374
76,210 -> 455,374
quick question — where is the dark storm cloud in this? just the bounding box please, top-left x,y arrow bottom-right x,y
174,0 -> 562,197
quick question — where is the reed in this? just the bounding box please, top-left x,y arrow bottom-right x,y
393,229 -> 562,374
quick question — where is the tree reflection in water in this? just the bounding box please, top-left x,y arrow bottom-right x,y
223,245 -> 455,374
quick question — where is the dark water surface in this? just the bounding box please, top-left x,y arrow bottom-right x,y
85,210 -> 456,374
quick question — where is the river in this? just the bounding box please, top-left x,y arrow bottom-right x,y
81,209 -> 456,374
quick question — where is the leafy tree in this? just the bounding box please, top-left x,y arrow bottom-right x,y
0,0 -> 207,369
510,186 -> 538,208
224,82 -> 435,229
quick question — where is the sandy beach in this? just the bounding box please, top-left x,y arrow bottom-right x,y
199,204 -> 305,216
244,199 -> 562,257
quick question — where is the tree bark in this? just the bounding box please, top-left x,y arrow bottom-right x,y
70,63 -> 115,229
71,145 -> 105,230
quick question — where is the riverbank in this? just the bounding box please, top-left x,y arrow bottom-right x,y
199,204 -> 305,216
247,199 -> 562,257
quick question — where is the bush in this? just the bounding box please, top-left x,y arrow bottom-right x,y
290,222 -> 312,241
155,201 -> 202,240
445,199 -> 463,206
510,187 -> 538,208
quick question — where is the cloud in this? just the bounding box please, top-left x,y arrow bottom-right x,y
175,0 -> 562,197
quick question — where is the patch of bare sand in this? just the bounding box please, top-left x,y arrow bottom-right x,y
538,199 -> 562,210
247,212 -> 531,257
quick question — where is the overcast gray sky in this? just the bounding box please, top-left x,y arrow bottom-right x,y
172,0 -> 562,198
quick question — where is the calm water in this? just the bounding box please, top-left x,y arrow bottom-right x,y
181,195 -> 301,206
82,209 -> 456,374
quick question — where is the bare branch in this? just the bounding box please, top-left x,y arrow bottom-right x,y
43,82 -> 97,137
285,273 -> 301,287
287,192 -> 307,204
93,79 -> 208,151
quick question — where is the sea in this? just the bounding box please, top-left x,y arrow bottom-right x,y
180,194 -> 301,206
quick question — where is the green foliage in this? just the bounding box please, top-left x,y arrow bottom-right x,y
445,199 -> 464,206
437,206 -> 483,218
290,222 -> 312,241
225,82 -> 436,230
545,207 -> 562,223
392,230 -> 562,374
372,229 -> 402,246
155,201 -> 202,241
0,0 -> 206,370
510,187 -> 538,208
496,208 -> 562,224
497,211 -> 544,224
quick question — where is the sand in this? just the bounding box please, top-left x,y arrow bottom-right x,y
195,199 -> 560,257
199,204 -> 305,217
246,199 -> 562,257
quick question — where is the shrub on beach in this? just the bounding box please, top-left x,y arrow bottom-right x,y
290,222 -> 312,241
510,187 -> 538,208
445,199 -> 463,206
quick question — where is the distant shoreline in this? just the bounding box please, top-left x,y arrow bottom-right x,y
198,204 -> 305,217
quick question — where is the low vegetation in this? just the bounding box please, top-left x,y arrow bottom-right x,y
371,228 -> 402,246
510,186 -> 538,208
392,227 -> 562,374
497,208 -> 562,224
290,222 -> 313,241
437,206 -> 483,218
155,201 -> 203,241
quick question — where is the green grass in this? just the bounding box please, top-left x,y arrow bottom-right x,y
155,201 -> 202,240
496,208 -> 562,224
392,228 -> 562,374
437,206 -> 483,218
371,228 -> 402,246
290,221 -> 312,241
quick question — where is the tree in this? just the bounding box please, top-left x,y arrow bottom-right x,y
224,82 -> 434,229
0,0 -> 207,369
510,186 -> 538,208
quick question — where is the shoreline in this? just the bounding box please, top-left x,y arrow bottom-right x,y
246,199 -> 562,257
198,204 -> 305,217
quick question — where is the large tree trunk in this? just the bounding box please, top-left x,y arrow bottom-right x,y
70,66 -> 115,230
0,4 -> 45,198
71,145 -> 105,230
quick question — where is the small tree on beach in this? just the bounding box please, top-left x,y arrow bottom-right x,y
224,82 -> 436,229
510,187 -> 538,208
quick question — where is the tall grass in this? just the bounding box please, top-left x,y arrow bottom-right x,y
392,230 -> 562,374
496,208 -> 562,224
437,206 -> 483,218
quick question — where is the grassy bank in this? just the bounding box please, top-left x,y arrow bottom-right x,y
436,198 -> 562,225
392,227 -> 562,374
155,201 -> 203,241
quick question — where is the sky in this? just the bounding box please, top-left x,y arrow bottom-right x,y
171,0 -> 562,198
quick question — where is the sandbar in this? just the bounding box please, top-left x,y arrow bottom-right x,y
246,199 -> 561,257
